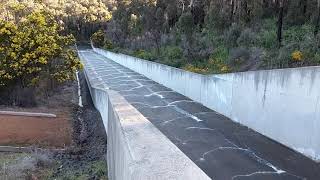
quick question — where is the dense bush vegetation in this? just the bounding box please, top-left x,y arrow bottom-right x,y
0,1 -> 83,106
91,0 -> 320,74
1,0 -> 320,106
0,0 -> 113,40
0,12 -> 81,86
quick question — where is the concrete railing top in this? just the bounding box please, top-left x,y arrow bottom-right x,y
107,89 -> 210,180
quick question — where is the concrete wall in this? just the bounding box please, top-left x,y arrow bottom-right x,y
93,47 -> 320,162
83,65 -> 211,180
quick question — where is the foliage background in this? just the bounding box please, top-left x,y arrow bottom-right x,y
1,0 -> 320,104
0,1 -> 85,106
92,0 -> 320,74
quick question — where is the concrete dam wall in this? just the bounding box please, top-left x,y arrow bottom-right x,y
82,59 -> 210,180
93,47 -> 320,162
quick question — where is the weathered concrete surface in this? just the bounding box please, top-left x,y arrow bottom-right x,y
93,47 -> 320,162
80,50 -> 211,180
0,111 -> 56,118
80,49 -> 320,180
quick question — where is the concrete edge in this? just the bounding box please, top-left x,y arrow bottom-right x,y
106,89 -> 211,180
0,111 -> 57,118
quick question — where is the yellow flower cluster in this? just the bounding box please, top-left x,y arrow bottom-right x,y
209,57 -> 231,73
0,11 -> 82,87
220,65 -> 230,73
292,50 -> 303,61
183,64 -> 210,74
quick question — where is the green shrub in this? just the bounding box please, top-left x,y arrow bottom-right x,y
204,46 -> 230,73
299,35 -> 320,64
152,46 -> 184,68
224,24 -> 242,48
91,30 -> 105,47
210,46 -> 229,64
91,29 -> 114,49
177,12 -> 194,38
91,160 -> 107,177
261,18 -> 277,31
257,29 -> 277,49
182,64 -> 210,74
206,3 -> 230,30
276,46 -> 292,67
261,23 -> 319,68
133,49 -> 155,60
161,58 -> 185,68
314,53 -> 320,64
237,28 -> 257,47
228,48 -> 250,67
269,42 -> 298,68
283,24 -> 313,44
111,47 -> 122,53
103,38 -> 114,50
164,46 -> 183,59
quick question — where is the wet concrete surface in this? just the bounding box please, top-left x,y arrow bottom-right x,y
79,49 -> 320,180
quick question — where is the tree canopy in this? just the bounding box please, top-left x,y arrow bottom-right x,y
0,0 -> 114,40
97,0 -> 320,73
1,0 -> 320,77
0,0 -> 86,105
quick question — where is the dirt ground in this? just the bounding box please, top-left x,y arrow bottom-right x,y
0,113 -> 71,148
0,72 -> 108,179
0,81 -> 76,148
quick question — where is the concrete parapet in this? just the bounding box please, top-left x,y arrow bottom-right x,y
93,47 -> 320,162
83,63 -> 211,180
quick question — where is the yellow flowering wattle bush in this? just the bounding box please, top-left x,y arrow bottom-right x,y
0,11 -> 82,87
291,50 -> 303,61
183,64 -> 209,74
91,29 -> 114,49
220,65 -> 231,73
91,29 -> 106,47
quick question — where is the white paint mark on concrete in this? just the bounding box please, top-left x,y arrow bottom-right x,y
185,127 -> 216,131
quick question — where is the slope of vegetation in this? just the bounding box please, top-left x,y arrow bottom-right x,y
92,0 -> 320,74
0,1 -> 110,179
1,0 -> 320,104
0,0 -> 88,106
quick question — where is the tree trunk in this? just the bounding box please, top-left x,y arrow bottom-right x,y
242,0 -> 249,23
303,0 -> 307,15
314,0 -> 320,37
277,0 -> 284,47
230,0 -> 235,22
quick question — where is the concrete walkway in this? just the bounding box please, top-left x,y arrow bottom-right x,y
79,49 -> 320,180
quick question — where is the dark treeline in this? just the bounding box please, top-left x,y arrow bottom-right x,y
95,0 -> 320,73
